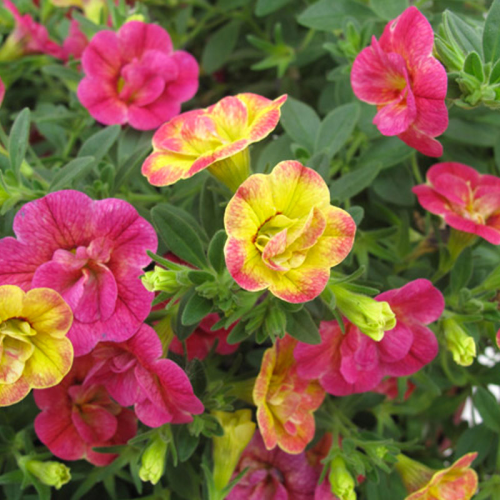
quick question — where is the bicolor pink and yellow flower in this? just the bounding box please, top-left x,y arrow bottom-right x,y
34,355 -> 137,466
0,285 -> 73,406
224,161 -> 356,303
350,6 -> 448,157
412,162 -> 500,244
77,21 -> 199,130
396,452 -> 478,500
141,93 -> 287,191
0,190 -> 157,356
51,0 -> 107,24
253,335 -> 325,454
294,279 -> 444,395
85,324 -> 204,427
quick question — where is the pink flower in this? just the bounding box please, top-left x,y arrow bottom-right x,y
294,279 -> 444,396
412,162 -> 500,244
350,6 -> 448,157
0,77 -> 4,107
34,356 -> 137,466
372,377 -> 416,401
0,190 -> 158,356
85,324 -> 204,427
227,431 -> 318,500
0,0 -> 63,60
62,20 -> 88,61
169,313 -> 239,361
77,21 -> 199,130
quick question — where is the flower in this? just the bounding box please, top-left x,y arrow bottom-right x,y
169,313 -> 239,361
412,162 -> 500,244
227,431 -> 318,500
212,409 -> 256,490
294,279 -> 444,396
139,433 -> 168,485
0,190 -> 157,356
224,161 -> 356,303
253,335 -> 325,454
0,285 -> 73,406
395,453 -> 478,500
350,6 -> 447,157
62,20 -> 88,61
77,21 -> 199,130
0,77 -> 4,107
34,356 -> 137,466
51,0 -> 107,24
24,459 -> 71,490
442,318 -> 476,366
0,0 -> 63,60
85,324 -> 204,427
141,93 -> 287,191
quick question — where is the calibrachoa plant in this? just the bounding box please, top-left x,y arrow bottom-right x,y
2,0 -> 500,499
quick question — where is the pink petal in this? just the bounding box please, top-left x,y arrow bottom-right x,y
432,173 -> 471,206
377,322 -> 414,363
81,30 -> 121,79
397,125 -> 443,157
166,51 -> 200,102
71,405 -> 118,443
118,21 -> 173,60
427,162 -> 481,188
373,85 -> 416,135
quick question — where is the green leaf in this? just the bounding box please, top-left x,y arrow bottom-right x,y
175,426 -> 200,462
175,290 -> 200,341
370,0 -> 408,20
330,164 -> 382,201
347,206 -> 364,226
450,247 -> 473,294
473,387 -> 500,434
463,51 -> 484,82
49,156 -> 95,192
208,230 -> 227,274
151,204 -> 208,269
455,423 -> 494,466
202,20 -> 241,73
78,125 -> 121,164
255,0 -> 291,16
280,97 -> 320,152
181,293 -> 213,326
298,0 -> 374,31
314,103 -> 360,159
226,321 -> 251,344
373,167 -> 415,206
199,177 -> 225,237
357,137 -> 412,169
8,108 -> 30,177
285,308 -> 321,344
444,10 -> 483,57
483,0 -> 500,63
444,118 -> 500,147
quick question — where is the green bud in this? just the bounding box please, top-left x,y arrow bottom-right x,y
442,318 -> 476,366
141,266 -> 180,293
139,434 -> 168,485
25,460 -> 71,490
329,456 -> 356,500
329,284 -> 396,341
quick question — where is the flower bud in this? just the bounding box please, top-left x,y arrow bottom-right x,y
442,318 -> 476,366
141,266 -> 180,294
139,434 -> 168,485
329,284 -> 396,341
212,409 -> 256,490
25,460 -> 71,490
329,456 -> 356,500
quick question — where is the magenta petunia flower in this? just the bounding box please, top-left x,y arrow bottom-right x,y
350,6 -> 448,157
227,431 -> 318,500
34,356 -> 137,466
85,324 -> 204,427
412,162 -> 500,244
77,21 -> 199,130
0,190 -> 157,356
62,20 -> 88,61
169,313 -> 239,361
294,279 -> 444,396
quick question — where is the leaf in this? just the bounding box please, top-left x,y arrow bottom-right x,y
298,0 -> 375,31
280,97 -> 320,152
202,20 -> 241,73
175,426 -> 200,462
463,51 -> 484,82
255,0 -> 291,16
181,293 -> 213,326
330,164 -> 382,201
347,206 -> 364,226
455,423 -> 494,466
226,321 -> 251,344
483,0 -> 500,63
175,290 -> 201,341
8,108 -> 30,177
208,230 -> 227,274
370,0 -> 408,20
314,102 -> 360,159
49,156 -> 95,192
199,178 -> 225,237
444,118 -> 500,147
373,167 -> 415,206
357,137 -> 412,169
450,247 -> 473,294
151,204 -> 208,269
473,387 -> 500,434
78,125 -> 121,164
445,10 -> 483,56
285,308 -> 321,344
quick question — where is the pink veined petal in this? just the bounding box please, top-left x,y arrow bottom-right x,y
411,96 -> 448,137
377,322 -> 414,363
118,21 -> 173,61
397,125 -> 443,157
165,51 -> 200,102
432,173 -> 471,206
412,185 -> 450,216
373,84 -> 417,135
71,405 -> 118,443
128,96 -> 182,130
427,162 -> 482,188
81,30 -> 121,78
126,324 -> 163,364
412,57 -> 448,100
476,220 -> 500,245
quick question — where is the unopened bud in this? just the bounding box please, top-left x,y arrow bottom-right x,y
25,460 -> 71,490
442,318 -> 476,366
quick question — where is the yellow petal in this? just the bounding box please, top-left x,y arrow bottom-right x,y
0,285 -> 24,322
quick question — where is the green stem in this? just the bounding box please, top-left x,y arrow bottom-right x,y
410,153 -> 423,184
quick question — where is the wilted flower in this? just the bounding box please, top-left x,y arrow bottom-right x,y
350,7 -> 448,157
442,318 -> 476,366
139,434 -> 168,485
141,93 -> 287,191
24,459 -> 71,490
78,21 -> 199,130
396,452 -> 478,500
253,335 -> 325,454
413,162 -> 500,244
0,285 -> 73,406
224,161 -> 356,303
34,356 -> 137,466
212,409 -> 256,490
0,190 -> 157,356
